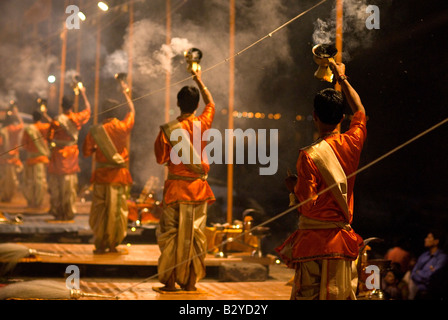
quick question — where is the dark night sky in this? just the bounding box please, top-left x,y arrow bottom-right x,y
0,0 -> 447,257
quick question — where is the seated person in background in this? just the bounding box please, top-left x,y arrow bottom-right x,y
410,229 -> 447,300
382,263 -> 405,300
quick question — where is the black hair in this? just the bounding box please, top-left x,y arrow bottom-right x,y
62,96 -> 74,111
177,86 -> 200,114
313,88 -> 344,125
3,108 -> 18,126
32,109 -> 43,122
429,229 -> 446,248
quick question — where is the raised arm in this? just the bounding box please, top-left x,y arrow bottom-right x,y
11,105 -> 23,126
120,81 -> 135,115
41,107 -> 53,123
329,61 -> 365,115
191,69 -> 214,106
79,85 -> 92,113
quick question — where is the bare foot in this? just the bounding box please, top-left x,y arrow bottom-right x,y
182,285 -> 197,291
109,247 -> 128,255
182,266 -> 197,291
159,285 -> 179,292
159,273 -> 177,291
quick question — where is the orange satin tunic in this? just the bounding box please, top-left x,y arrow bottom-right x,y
0,123 -> 24,166
278,111 -> 367,264
21,122 -> 51,165
82,112 -> 134,185
48,109 -> 90,175
154,103 -> 216,206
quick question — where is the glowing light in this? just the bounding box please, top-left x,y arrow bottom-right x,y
48,75 -> 56,83
234,111 -> 285,119
78,12 -> 86,21
296,115 -> 303,121
98,1 -> 109,11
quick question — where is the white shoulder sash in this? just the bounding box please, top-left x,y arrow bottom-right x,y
161,119 -> 205,175
89,124 -> 125,166
25,124 -> 50,157
55,114 -> 78,142
305,139 -> 350,222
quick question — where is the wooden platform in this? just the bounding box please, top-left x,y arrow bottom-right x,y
77,277 -> 293,300
0,272 -> 293,301
14,243 -> 275,267
3,243 -> 293,301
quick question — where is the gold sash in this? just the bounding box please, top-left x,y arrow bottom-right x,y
0,127 -> 10,153
54,114 -> 78,146
304,139 -> 350,222
25,124 -> 50,158
90,124 -> 125,167
298,215 -> 351,231
167,173 -> 208,181
161,119 -> 205,175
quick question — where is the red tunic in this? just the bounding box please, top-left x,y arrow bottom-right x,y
154,103 -> 216,206
82,112 -> 134,185
277,111 -> 367,264
48,109 -> 90,175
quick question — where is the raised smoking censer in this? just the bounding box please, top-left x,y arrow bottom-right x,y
71,74 -> 83,95
114,72 -> 130,94
184,48 -> 203,73
312,44 -> 338,82
37,98 -> 47,113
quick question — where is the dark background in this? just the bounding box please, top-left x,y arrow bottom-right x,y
0,0 -> 447,259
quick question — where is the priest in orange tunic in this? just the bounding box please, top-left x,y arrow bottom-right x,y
277,61 -> 367,300
82,82 -> 135,254
0,104 -> 24,202
21,107 -> 52,208
47,87 -> 91,221
154,68 -> 215,291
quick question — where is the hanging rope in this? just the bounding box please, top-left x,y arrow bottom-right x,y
0,0 -> 328,161
79,0 -> 329,118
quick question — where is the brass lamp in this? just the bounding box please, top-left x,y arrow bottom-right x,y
114,73 -> 130,94
71,75 -> 83,95
312,44 -> 338,82
184,48 -> 203,73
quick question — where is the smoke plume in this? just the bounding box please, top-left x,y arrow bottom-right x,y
0,0 -> 298,191
0,43 -> 58,104
312,0 -> 377,60
101,0 -> 296,188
